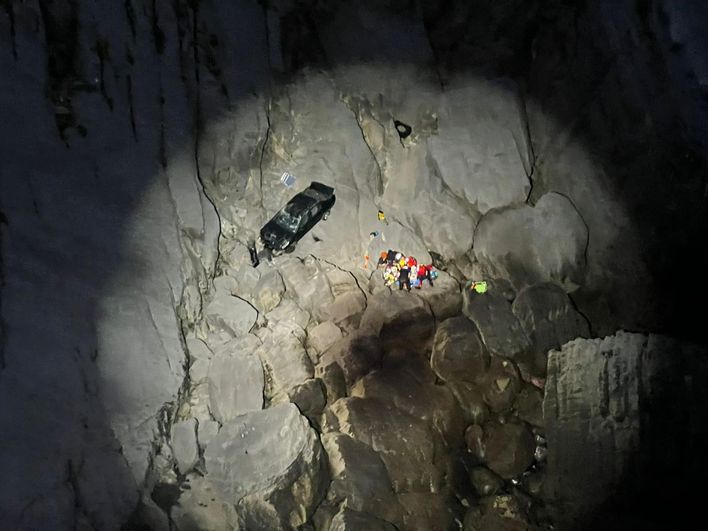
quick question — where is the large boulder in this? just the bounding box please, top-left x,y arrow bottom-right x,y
314,357 -> 348,405
276,252 -> 334,320
431,316 -> 489,384
473,192 -> 588,292
478,355 -> 522,414
469,466 -> 504,498
463,291 -> 531,360
320,291 -> 368,332
287,378 -> 327,425
252,267 -> 286,313
306,321 -> 343,362
324,397 -> 445,493
322,432 -> 402,524
350,362 -> 466,448
449,383 -> 490,426
204,403 -> 326,529
481,420 -> 535,480
266,298 -> 311,331
511,282 -> 590,376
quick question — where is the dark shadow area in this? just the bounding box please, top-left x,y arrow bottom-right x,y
1,0 -> 707,528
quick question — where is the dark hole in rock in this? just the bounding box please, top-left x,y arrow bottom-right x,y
150,483 -> 181,513
393,119 -> 412,139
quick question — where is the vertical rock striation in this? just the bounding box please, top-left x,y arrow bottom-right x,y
544,331 -> 708,529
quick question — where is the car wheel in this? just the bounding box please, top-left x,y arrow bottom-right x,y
322,211 -> 330,221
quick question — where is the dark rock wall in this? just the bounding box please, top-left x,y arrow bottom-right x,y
544,331 -> 708,529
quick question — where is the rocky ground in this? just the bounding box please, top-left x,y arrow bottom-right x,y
158,240 -> 591,530
1,1 -> 708,530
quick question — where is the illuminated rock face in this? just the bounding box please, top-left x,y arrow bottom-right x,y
544,332 -> 708,529
1,0 -> 708,529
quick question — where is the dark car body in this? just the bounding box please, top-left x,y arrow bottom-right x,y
260,181 -> 336,254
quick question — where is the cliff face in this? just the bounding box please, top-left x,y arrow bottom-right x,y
544,332 -> 708,530
0,0 -> 706,529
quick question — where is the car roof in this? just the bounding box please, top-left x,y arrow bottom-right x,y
283,194 -> 316,216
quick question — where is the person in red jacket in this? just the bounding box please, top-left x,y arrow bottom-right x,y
416,264 -> 435,287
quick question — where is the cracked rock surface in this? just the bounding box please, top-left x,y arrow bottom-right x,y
1,0 -> 708,530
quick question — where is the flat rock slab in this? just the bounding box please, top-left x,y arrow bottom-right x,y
171,419 -> 199,475
307,321 -> 344,361
277,256 -> 335,319
544,331 -> 708,529
207,349 -> 264,423
350,363 -> 466,448
204,403 -> 325,528
473,192 -> 587,292
204,291 -> 258,336
427,78 -> 532,215
463,291 -> 531,359
511,282 -> 590,376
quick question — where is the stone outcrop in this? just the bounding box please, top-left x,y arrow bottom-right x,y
463,291 -> 532,360
431,315 -> 489,384
544,331 -> 708,529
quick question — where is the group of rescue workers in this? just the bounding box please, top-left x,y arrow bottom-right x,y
377,249 -> 438,291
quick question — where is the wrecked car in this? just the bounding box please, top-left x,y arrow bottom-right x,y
258,181 -> 336,257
